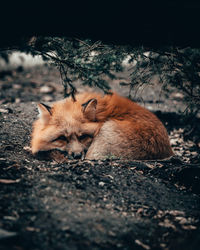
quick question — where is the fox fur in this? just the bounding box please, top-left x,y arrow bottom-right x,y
31,92 -> 173,160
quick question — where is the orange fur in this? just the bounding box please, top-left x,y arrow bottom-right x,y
31,92 -> 173,160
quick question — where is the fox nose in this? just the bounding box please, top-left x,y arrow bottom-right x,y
71,152 -> 82,159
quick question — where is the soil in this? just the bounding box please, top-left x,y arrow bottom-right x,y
0,63 -> 200,250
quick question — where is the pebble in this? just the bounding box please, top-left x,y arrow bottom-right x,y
0,108 -> 9,113
171,92 -> 184,99
15,98 -> 21,103
99,181 -> 105,187
42,95 -> 53,102
23,146 -> 32,152
13,84 -> 21,89
40,85 -> 54,94
170,139 -> 178,146
0,108 -> 13,114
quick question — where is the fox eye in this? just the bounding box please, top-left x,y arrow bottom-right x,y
78,134 -> 93,141
52,135 -> 68,142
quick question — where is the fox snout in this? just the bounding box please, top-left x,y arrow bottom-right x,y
70,151 -> 84,160
67,139 -> 87,160
68,149 -> 86,160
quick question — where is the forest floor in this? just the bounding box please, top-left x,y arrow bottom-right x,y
0,63 -> 200,250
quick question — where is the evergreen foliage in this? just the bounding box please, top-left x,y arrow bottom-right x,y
27,37 -> 129,99
1,36 -> 200,114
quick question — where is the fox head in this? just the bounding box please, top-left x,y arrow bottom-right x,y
31,96 -> 101,159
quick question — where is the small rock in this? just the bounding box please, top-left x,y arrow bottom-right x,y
15,98 -> 21,103
170,139 -> 178,146
13,84 -> 21,89
99,181 -> 105,187
0,108 -> 9,113
0,108 -> 13,114
108,230 -> 116,236
40,85 -> 54,94
42,95 -> 53,102
23,146 -> 32,152
171,92 -> 184,100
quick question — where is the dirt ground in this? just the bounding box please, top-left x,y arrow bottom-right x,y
0,63 -> 200,250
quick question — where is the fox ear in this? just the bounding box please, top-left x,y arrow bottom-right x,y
37,103 -> 52,124
82,98 -> 97,121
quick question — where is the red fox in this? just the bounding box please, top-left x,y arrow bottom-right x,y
31,92 -> 173,160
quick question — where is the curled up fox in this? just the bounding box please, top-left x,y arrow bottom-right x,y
31,92 -> 173,160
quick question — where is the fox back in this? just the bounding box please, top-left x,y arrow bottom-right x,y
31,92 -> 173,160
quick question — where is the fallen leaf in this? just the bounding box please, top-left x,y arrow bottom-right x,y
182,225 -> 197,230
26,227 -> 40,232
135,239 -> 150,250
0,179 -> 20,184
0,228 -> 17,239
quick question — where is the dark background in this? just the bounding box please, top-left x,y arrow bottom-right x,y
0,1 -> 200,48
